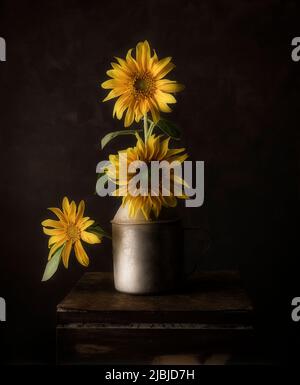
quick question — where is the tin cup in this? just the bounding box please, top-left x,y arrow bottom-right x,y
111,216 -> 183,295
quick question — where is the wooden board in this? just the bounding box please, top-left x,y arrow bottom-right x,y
57,271 -> 254,364
56,327 -> 253,364
57,271 -> 253,325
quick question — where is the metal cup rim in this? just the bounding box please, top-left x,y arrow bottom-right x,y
111,217 -> 181,226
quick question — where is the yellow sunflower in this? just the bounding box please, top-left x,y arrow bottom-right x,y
42,197 -> 102,268
105,133 -> 188,220
101,40 -> 184,127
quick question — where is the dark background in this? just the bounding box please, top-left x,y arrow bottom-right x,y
0,0 -> 299,364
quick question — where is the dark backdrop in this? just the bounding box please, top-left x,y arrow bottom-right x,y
0,0 -> 299,364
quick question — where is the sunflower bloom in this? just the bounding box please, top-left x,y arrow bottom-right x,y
42,197 -> 102,268
105,134 -> 189,220
101,40 -> 184,127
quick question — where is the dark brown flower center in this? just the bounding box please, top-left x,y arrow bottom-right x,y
134,78 -> 148,91
132,72 -> 155,98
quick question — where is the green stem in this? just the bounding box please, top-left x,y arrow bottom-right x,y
143,113 -> 148,142
148,121 -> 155,137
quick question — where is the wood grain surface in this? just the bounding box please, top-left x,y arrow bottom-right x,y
57,271 -> 253,325
57,271 -> 254,364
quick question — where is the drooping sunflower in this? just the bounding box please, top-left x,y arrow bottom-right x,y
101,40 -> 184,127
42,197 -> 102,268
105,133 -> 189,220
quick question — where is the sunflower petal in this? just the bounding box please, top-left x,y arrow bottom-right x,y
48,239 -> 65,260
156,99 -> 172,113
142,40 -> 151,70
156,62 -> 176,80
173,174 -> 190,188
152,197 -> 162,218
141,197 -> 151,220
80,219 -> 95,231
48,234 -> 66,247
152,57 -> 172,76
76,200 -> 85,223
62,197 -> 70,216
114,56 -> 132,73
69,201 -> 76,223
136,41 -> 145,67
103,88 -> 124,102
168,153 -> 189,164
161,195 -> 177,208
74,240 -> 90,267
124,107 -> 134,127
113,94 -> 130,119
43,227 -> 65,236
156,90 -> 177,104
106,69 -> 129,79
157,80 -> 185,93
41,219 -> 64,229
62,240 -> 72,268
77,216 -> 90,226
166,148 -> 186,158
111,60 -> 131,76
148,99 -> 160,123
48,207 -> 67,223
101,79 -> 119,89
112,186 -> 128,196
81,231 -> 102,244
126,48 -> 138,72
149,49 -> 159,68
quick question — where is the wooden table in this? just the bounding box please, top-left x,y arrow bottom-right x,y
56,271 -> 254,364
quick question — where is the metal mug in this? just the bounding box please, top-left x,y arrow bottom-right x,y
111,218 -> 184,294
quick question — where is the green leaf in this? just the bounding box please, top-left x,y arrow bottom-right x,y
86,223 -> 112,240
41,244 -> 64,282
155,119 -> 181,139
101,129 -> 142,150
